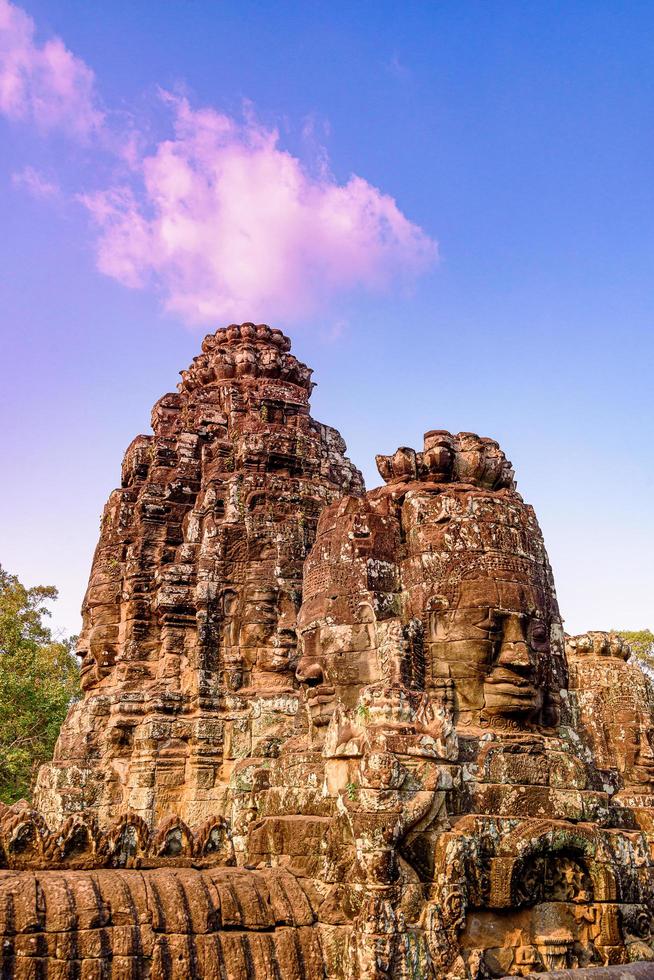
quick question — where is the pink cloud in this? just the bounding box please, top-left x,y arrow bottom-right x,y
12,164 -> 59,198
1,1 -> 436,326
0,0 -> 103,137
81,95 -> 437,325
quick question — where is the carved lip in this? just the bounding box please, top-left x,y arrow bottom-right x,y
485,668 -> 536,690
79,657 -> 95,683
306,685 -> 335,707
484,675 -> 539,704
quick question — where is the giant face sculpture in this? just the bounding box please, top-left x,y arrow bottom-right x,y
296,433 -> 566,737
566,631 -> 654,790
238,584 -> 298,691
428,559 -> 562,728
295,497 -> 401,728
295,604 -> 379,726
623,712 -> 654,787
217,582 -> 300,693
76,615 -> 119,692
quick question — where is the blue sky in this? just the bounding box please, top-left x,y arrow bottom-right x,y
1,0 -> 652,638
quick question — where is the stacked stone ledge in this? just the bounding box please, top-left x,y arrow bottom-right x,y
1,324 -> 653,978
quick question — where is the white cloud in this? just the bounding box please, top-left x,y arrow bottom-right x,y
12,164 -> 59,198
81,94 -> 437,325
2,2 -> 437,326
0,0 -> 103,137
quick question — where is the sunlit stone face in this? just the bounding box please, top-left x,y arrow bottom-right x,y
293,490 -> 403,728
295,436 -> 565,739
624,715 -> 654,786
614,669 -> 654,787
566,631 -> 654,790
236,585 -> 298,691
429,568 -> 559,727
295,614 -> 377,726
77,619 -> 118,691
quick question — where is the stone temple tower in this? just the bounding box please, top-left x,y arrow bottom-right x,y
4,326 -> 654,977
35,323 -> 363,829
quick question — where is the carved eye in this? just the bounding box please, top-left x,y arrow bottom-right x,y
530,622 -> 549,650
475,610 -> 500,634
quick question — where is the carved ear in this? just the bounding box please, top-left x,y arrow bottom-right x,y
425,596 -> 449,628
540,690 -> 562,729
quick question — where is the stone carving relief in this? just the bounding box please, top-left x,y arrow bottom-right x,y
1,327 -> 653,979
34,323 -> 363,830
567,631 -> 654,805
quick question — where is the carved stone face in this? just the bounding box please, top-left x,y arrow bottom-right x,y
77,618 -> 118,691
566,632 -> 654,790
430,571 -> 556,726
621,707 -> 654,786
295,616 -> 377,727
237,585 -> 298,690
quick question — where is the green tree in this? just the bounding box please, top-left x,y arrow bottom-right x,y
0,566 -> 80,804
613,629 -> 654,672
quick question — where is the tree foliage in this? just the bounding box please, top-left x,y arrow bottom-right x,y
613,628 -> 654,672
0,566 -> 80,804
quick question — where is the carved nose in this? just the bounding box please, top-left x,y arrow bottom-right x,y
295,659 -> 324,686
276,628 -> 297,647
496,615 -> 533,671
497,642 -> 532,668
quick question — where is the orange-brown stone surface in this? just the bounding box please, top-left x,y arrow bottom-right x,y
35,323 -> 363,830
2,325 -> 654,979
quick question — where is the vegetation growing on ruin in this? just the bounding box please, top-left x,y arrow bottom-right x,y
0,566 -> 79,803
614,629 -> 654,673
